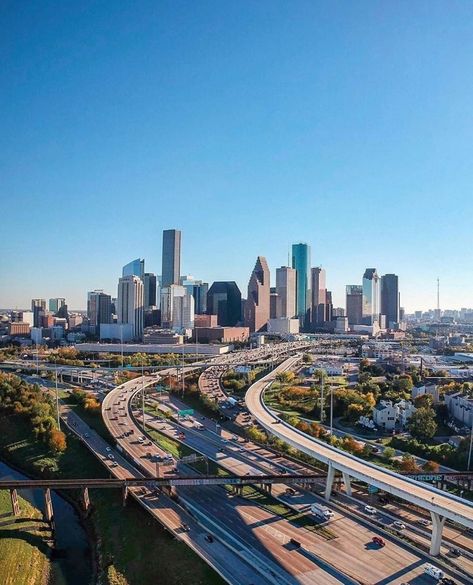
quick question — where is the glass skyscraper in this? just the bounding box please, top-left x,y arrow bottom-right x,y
122,258 -> 144,279
291,243 -> 311,326
362,268 -> 380,325
162,229 -> 181,288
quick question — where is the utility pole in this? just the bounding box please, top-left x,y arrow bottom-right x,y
329,384 -> 333,435
141,359 -> 145,431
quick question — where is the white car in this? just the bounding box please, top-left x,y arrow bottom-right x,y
424,564 -> 444,580
392,520 -> 406,530
364,505 -> 377,515
106,447 -> 111,452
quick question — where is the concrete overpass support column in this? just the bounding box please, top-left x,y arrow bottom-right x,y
80,487 -> 90,512
44,488 -> 54,523
430,512 -> 446,556
122,486 -> 128,506
10,489 -> 20,516
342,472 -> 352,497
324,463 -> 336,502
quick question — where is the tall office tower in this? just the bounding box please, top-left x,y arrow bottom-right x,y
87,290 -> 112,334
31,299 -> 46,328
310,267 -> 327,327
346,285 -> 363,326
122,258 -> 145,279
206,281 -> 242,326
325,290 -> 333,322
275,266 -> 296,318
143,273 -> 157,309
180,276 -> 209,315
162,229 -> 181,287
117,275 -> 144,340
245,256 -> 270,332
160,285 -> 194,329
291,243 -> 311,327
381,274 -> 400,329
270,288 -> 278,319
49,298 -> 65,313
362,268 -> 381,325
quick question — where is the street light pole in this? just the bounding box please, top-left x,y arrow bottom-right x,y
330,384 -> 333,435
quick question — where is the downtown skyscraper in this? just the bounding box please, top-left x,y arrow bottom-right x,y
291,243 -> 311,327
162,229 -> 181,287
381,273 -> 400,328
245,256 -> 270,332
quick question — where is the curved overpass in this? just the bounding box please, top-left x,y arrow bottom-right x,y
245,355 -> 473,556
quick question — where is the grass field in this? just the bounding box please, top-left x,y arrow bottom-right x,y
0,489 -> 52,585
0,414 -> 224,585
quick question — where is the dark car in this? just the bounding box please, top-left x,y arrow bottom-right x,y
448,548 -> 461,557
204,534 -> 214,543
181,524 -> 190,532
441,579 -> 456,585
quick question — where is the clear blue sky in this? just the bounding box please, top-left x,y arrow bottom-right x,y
1,1 -> 472,311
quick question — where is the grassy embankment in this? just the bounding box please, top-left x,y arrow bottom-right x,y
0,489 -> 52,585
0,411 -> 223,585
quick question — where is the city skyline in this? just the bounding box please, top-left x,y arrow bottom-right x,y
2,3 -> 473,310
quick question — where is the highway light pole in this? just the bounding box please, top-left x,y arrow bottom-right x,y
467,426 -> 473,472
141,359 -> 145,431
329,384 -> 333,435
55,362 -> 60,429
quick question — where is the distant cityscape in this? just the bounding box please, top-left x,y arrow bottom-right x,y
1,227 -> 473,349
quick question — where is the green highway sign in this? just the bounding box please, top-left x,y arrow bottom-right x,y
178,409 -> 194,417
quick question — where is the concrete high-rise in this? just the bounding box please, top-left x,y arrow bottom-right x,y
275,267 -> 296,319
207,281 -> 242,326
291,243 -> 311,327
160,285 -> 194,330
143,273 -> 157,309
117,275 -> 144,340
346,285 -> 363,326
362,268 -> 380,325
122,258 -> 144,279
245,256 -> 270,332
180,276 -> 208,315
31,299 -> 46,328
311,267 -> 327,327
162,229 -> 181,287
381,274 -> 400,329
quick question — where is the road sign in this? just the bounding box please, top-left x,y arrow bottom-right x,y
180,454 -> 199,464
368,485 -> 379,494
178,409 -> 194,417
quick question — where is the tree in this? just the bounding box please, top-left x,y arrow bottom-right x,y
408,407 -> 437,441
302,353 -> 313,364
383,446 -> 396,461
276,371 -> 295,385
414,394 -> 433,409
48,429 -> 67,453
422,460 -> 440,473
399,454 -> 421,474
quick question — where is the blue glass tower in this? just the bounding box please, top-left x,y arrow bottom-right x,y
291,243 -> 311,326
122,258 -> 144,279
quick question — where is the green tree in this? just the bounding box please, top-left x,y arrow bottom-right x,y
408,407 -> 437,441
383,446 -> 396,461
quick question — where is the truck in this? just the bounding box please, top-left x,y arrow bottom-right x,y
194,422 -> 205,431
310,503 -> 334,521
227,397 -> 238,407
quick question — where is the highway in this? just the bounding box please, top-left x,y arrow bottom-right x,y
137,386 -> 472,583
245,355 -> 473,557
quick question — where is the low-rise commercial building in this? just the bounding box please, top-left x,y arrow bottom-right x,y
194,326 -> 249,344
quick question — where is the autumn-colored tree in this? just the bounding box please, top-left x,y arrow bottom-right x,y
399,454 -> 421,474
48,429 -> 67,453
422,460 -> 440,473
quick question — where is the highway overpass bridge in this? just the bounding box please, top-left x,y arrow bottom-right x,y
245,355 -> 473,556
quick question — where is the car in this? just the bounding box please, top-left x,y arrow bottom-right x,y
204,534 -> 214,543
392,520 -> 406,530
448,547 -> 461,557
364,505 -> 377,515
84,433 -> 90,439
181,524 -> 190,532
289,538 -> 301,548
418,518 -> 430,527
285,488 -> 296,496
106,447 -> 111,452
108,454 -> 114,460
372,536 -> 385,547
440,579 -> 456,585
111,462 -> 119,467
